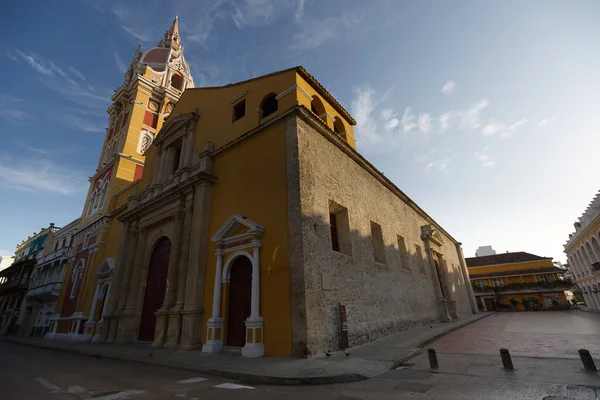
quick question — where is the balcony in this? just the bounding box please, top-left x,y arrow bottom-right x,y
36,247 -> 69,265
0,278 -> 30,294
26,281 -> 62,299
473,279 -> 573,294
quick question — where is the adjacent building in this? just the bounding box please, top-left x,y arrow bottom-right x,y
0,224 -> 56,335
466,252 -> 570,311
0,256 -> 14,272
22,219 -> 80,337
564,190 -> 600,309
475,245 -> 496,257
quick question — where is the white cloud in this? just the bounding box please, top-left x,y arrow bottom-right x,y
291,15 -> 358,50
418,113 -> 432,134
423,152 -> 457,174
474,152 -> 496,167
114,49 -> 128,73
351,85 -> 381,144
0,154 -> 87,195
441,81 -> 456,96
111,4 -> 154,42
380,108 -> 394,120
457,99 -> 489,130
380,108 -> 399,131
439,112 -> 452,131
0,96 -> 29,123
10,49 -> 111,111
59,114 -> 106,133
15,142 -> 48,155
232,0 -> 279,28
294,0 -> 306,22
481,118 -> 527,138
384,118 -> 399,131
481,123 -> 501,137
401,107 -> 417,133
15,49 -> 53,76
537,114 -> 559,128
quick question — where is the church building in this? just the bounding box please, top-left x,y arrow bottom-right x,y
52,18 -> 477,358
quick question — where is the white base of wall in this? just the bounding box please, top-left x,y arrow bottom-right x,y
46,332 -> 91,341
241,342 -> 264,358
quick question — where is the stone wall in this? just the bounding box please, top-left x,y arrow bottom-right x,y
292,116 -> 472,356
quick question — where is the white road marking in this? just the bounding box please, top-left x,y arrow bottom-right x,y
67,386 -> 93,395
176,377 -> 208,384
92,390 -> 146,399
175,394 -> 187,398
214,383 -> 255,390
35,377 -> 63,393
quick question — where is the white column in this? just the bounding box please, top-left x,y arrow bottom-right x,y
242,240 -> 264,358
202,249 -> 224,354
212,249 -> 224,318
100,283 -> 111,320
86,283 -> 101,323
251,242 -> 260,317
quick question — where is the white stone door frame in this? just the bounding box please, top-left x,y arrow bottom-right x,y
84,258 -> 114,341
202,214 -> 264,358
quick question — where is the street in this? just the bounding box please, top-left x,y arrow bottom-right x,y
1,312 -> 600,399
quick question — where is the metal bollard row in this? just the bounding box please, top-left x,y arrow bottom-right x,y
424,348 -> 599,372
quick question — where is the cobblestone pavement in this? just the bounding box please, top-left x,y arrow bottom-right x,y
429,311 -> 600,359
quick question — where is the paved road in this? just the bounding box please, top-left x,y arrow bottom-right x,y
2,338 -> 599,399
430,311 -> 600,359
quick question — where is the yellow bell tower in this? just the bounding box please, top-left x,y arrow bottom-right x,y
82,16 -> 195,222
53,17 -> 194,340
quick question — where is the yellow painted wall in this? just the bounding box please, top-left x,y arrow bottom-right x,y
202,121 -> 292,357
496,291 -> 568,310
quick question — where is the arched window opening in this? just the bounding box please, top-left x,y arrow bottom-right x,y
334,117 -> 346,135
98,183 -> 109,209
87,192 -> 97,216
260,93 -> 278,118
170,73 -> 184,91
70,262 -> 85,299
310,97 -> 326,120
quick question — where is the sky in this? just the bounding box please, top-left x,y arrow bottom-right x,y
1,0 -> 600,262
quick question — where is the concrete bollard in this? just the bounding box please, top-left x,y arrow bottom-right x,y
428,348 -> 438,369
578,349 -> 598,371
500,348 -> 514,370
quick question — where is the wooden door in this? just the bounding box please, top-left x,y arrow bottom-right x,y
138,237 -> 171,342
226,256 -> 252,347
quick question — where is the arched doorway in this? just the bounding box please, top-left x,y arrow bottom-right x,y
226,256 -> 252,347
138,237 -> 171,341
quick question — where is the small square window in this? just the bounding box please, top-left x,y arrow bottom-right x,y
370,221 -> 385,265
328,200 -> 351,256
397,235 -> 409,271
233,100 -> 246,122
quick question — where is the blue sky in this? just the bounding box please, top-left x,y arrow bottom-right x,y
1,0 -> 599,261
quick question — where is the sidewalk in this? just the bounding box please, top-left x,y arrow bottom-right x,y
3,312 -> 490,385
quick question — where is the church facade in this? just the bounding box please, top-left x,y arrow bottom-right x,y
50,18 -> 477,358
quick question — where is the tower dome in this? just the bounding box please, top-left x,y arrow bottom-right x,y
123,16 -> 194,92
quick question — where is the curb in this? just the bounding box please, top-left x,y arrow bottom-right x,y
3,313 -> 490,386
2,337 -> 366,385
